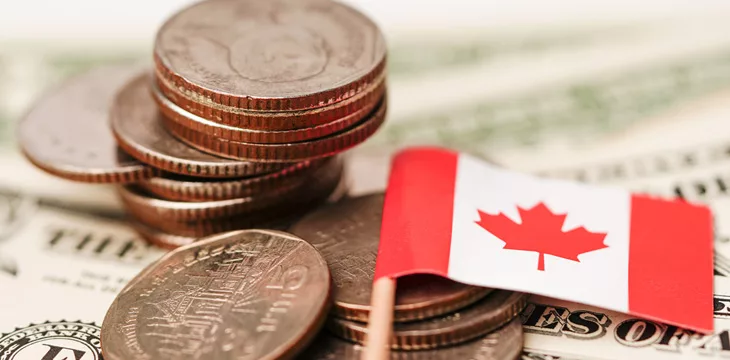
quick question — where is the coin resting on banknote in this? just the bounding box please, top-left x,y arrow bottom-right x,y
10,0 -> 533,358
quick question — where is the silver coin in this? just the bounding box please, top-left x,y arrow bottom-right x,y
18,63 -> 156,183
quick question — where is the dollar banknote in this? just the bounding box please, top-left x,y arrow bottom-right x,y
523,276 -> 730,359
0,187 -> 163,292
0,185 -> 164,359
0,275 -> 112,360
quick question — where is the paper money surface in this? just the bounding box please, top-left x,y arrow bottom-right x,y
0,185 -> 164,359
523,276 -> 730,359
0,187 -> 163,294
0,272 -> 114,360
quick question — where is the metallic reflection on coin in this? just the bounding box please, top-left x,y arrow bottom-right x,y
154,77 -> 384,135
328,290 -> 528,350
119,157 -> 343,222
102,229 -> 331,360
155,0 -> 386,112
18,64 -> 157,183
301,318 -> 524,360
110,74 -> 290,178
162,98 -> 387,163
138,159 -> 326,202
290,194 -> 490,322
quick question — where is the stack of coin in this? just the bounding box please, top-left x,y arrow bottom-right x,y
151,0 -> 386,164
290,194 -> 528,359
19,0 -> 387,249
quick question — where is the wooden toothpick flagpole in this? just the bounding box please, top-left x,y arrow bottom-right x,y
361,276 -> 396,360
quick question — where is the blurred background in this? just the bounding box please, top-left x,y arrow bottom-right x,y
3,0 -> 730,208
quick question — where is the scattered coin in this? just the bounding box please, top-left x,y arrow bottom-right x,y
300,318 -> 524,359
163,98 -> 387,163
18,63 -> 157,183
154,0 -> 386,113
102,229 -> 332,360
290,194 -> 490,322
138,159 -> 325,202
111,74 -> 290,177
155,75 -> 385,134
327,290 -> 529,350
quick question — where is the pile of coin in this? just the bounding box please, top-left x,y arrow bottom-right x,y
18,0 -> 387,249
100,195 -> 526,359
291,194 -> 527,358
19,0 -> 526,358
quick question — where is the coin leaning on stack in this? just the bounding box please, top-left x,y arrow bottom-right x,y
18,0 -> 387,249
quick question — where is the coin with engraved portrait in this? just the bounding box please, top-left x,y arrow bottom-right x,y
290,193 -> 491,323
300,318 -> 524,360
101,229 -> 331,360
328,289 -> 529,350
154,0 -> 386,113
18,64 -> 158,183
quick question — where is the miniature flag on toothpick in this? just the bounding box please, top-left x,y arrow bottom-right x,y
374,147 -> 714,333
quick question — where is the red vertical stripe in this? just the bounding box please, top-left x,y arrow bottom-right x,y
374,147 -> 459,280
628,195 -> 714,333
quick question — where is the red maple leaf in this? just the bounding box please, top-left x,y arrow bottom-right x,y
475,202 -> 608,271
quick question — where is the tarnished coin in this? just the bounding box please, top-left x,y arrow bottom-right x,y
119,157 -> 343,222
101,229 -> 331,360
138,159 -> 327,202
111,74 -> 290,177
163,98 -> 387,163
328,290 -> 529,350
154,0 -> 386,112
290,194 -> 490,322
18,64 -> 157,183
300,318 -> 524,359
156,73 -> 385,132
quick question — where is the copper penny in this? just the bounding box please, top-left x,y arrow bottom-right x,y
18,63 -> 157,183
156,73 -> 385,132
101,229 -> 331,360
154,0 -> 386,112
290,193 -> 490,323
300,318 -> 524,359
111,74 -> 291,177
119,157 -> 343,222
138,159 -> 329,202
163,97 -> 387,163
328,290 -> 529,350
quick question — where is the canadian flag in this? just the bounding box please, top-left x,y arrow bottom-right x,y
374,147 -> 714,332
